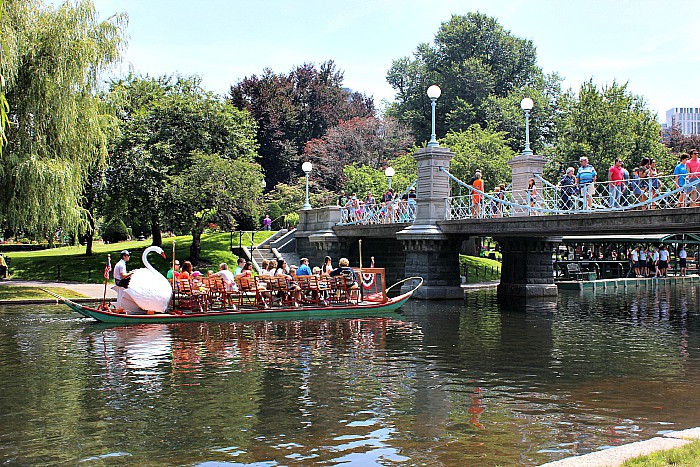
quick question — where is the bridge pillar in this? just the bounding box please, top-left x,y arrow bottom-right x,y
397,146 -> 463,299
496,236 -> 559,299
507,153 -> 547,217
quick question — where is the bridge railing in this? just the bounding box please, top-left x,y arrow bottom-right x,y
444,170 -> 700,220
337,181 -> 417,226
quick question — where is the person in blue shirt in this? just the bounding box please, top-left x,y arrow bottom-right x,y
576,156 -> 597,209
674,153 -> 690,207
296,258 -> 313,276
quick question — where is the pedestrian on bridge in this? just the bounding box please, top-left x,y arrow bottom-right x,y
577,156 -> 597,209
608,158 -> 625,208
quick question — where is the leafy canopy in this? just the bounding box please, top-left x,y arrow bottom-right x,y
0,0 -> 126,236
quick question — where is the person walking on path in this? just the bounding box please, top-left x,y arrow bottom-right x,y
262,215 -> 272,231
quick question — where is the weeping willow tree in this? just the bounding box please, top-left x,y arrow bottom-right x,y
0,0 -> 126,240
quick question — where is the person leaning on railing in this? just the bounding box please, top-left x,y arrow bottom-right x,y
558,167 -> 577,211
674,153 -> 690,207
686,149 -> 700,207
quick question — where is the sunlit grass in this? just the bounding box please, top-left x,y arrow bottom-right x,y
622,439 -> 700,466
4,232 -> 275,284
460,255 -> 501,283
0,286 -> 87,300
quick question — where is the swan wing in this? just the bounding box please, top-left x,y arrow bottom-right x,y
124,268 -> 172,313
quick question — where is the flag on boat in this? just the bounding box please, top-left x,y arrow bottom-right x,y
361,256 -> 376,289
103,255 -> 111,280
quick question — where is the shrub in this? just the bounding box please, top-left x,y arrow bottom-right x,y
102,219 -> 129,243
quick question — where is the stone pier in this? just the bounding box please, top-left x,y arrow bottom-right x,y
397,146 -> 463,299
496,236 -> 560,298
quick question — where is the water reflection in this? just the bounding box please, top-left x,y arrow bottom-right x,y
0,285 -> 699,465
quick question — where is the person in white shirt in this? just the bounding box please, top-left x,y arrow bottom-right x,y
214,262 -> 237,291
658,245 -> 669,277
678,245 -> 688,276
639,248 -> 648,277
631,246 -> 640,277
651,248 -> 660,277
113,250 -> 133,309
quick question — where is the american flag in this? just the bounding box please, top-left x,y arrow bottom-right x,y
103,255 -> 111,280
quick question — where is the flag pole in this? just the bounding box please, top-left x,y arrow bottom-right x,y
358,239 -> 363,301
102,254 -> 111,310
171,239 -> 176,310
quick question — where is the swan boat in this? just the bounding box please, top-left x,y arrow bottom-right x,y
50,271 -> 423,325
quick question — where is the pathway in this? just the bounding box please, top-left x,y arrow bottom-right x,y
0,279 -> 116,303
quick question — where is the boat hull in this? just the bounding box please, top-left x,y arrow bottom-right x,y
63,293 -> 413,324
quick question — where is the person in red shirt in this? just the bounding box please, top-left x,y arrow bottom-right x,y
686,149 -> 700,207
608,158 -> 625,208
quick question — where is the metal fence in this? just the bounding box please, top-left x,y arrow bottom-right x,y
444,169 -> 700,220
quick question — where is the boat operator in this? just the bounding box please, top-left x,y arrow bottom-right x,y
114,250 -> 134,309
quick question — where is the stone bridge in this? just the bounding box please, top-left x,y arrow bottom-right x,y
295,146 -> 700,300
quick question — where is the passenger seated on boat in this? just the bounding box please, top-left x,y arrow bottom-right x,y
273,259 -> 301,303
296,258 -> 313,277
329,257 -> 359,290
212,262 -> 237,291
232,257 -> 245,277
261,259 -> 276,278
178,261 -> 193,281
260,259 -> 270,276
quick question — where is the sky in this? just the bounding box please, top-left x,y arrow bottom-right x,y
74,0 -> 700,124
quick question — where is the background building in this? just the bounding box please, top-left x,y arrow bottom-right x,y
666,107 -> 700,135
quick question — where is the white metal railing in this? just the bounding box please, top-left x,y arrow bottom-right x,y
444,169 -> 700,220
338,181 -> 417,226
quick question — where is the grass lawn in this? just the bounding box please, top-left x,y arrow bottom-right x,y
460,255 -> 501,283
4,232 -> 274,284
622,439 -> 700,466
0,286 -> 87,300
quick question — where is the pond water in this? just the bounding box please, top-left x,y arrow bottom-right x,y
1,284 -> 699,466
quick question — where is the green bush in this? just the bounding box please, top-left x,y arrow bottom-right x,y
285,212 -> 299,227
103,218 -> 129,243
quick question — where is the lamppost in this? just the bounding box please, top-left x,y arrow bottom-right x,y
385,166 -> 395,190
427,85 -> 441,148
520,97 -> 534,156
301,161 -> 312,210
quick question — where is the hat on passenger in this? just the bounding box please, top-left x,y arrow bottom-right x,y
192,271 -> 202,277
120,250 -> 130,257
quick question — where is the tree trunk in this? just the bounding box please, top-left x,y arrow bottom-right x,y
190,228 -> 202,261
150,213 -> 162,247
85,231 -> 94,256
84,213 -> 95,256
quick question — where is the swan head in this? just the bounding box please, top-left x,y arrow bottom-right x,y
143,245 -> 167,261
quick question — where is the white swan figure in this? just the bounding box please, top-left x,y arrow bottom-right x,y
120,246 -> 172,313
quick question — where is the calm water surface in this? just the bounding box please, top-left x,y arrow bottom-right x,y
1,284 -> 700,466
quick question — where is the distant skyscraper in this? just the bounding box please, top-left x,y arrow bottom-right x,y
666,107 -> 700,135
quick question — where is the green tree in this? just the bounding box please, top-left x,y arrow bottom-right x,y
163,152 -> 264,261
552,80 -> 670,178
0,0 -> 126,238
106,74 -> 258,246
303,116 -> 414,191
0,0 -> 9,156
229,61 -> 374,187
443,124 -> 516,191
342,153 -> 417,198
386,13 -> 542,143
